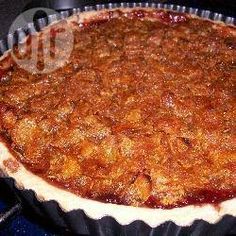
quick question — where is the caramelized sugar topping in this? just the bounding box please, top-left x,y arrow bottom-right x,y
0,10 -> 235,208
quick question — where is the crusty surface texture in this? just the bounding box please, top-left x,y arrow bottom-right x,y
0,8 -> 235,209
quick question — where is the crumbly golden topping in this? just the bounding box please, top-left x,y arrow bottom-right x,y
0,9 -> 235,208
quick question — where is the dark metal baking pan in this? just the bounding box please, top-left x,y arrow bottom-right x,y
0,2 -> 235,235
1,1 -> 235,55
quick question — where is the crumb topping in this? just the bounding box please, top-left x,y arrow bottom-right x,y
0,9 -> 235,208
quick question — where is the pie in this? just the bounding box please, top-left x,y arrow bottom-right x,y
0,7 -> 235,226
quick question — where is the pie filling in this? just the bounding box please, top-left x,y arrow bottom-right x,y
0,9 -> 235,208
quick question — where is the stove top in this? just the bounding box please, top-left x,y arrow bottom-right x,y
0,180 -> 61,235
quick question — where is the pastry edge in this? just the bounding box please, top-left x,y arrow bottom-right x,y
0,141 -> 235,227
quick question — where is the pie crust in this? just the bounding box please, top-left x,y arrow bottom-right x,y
0,8 -> 235,227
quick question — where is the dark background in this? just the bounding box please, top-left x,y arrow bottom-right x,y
0,0 -> 235,235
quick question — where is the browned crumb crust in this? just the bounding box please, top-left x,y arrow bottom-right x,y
0,9 -> 235,208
